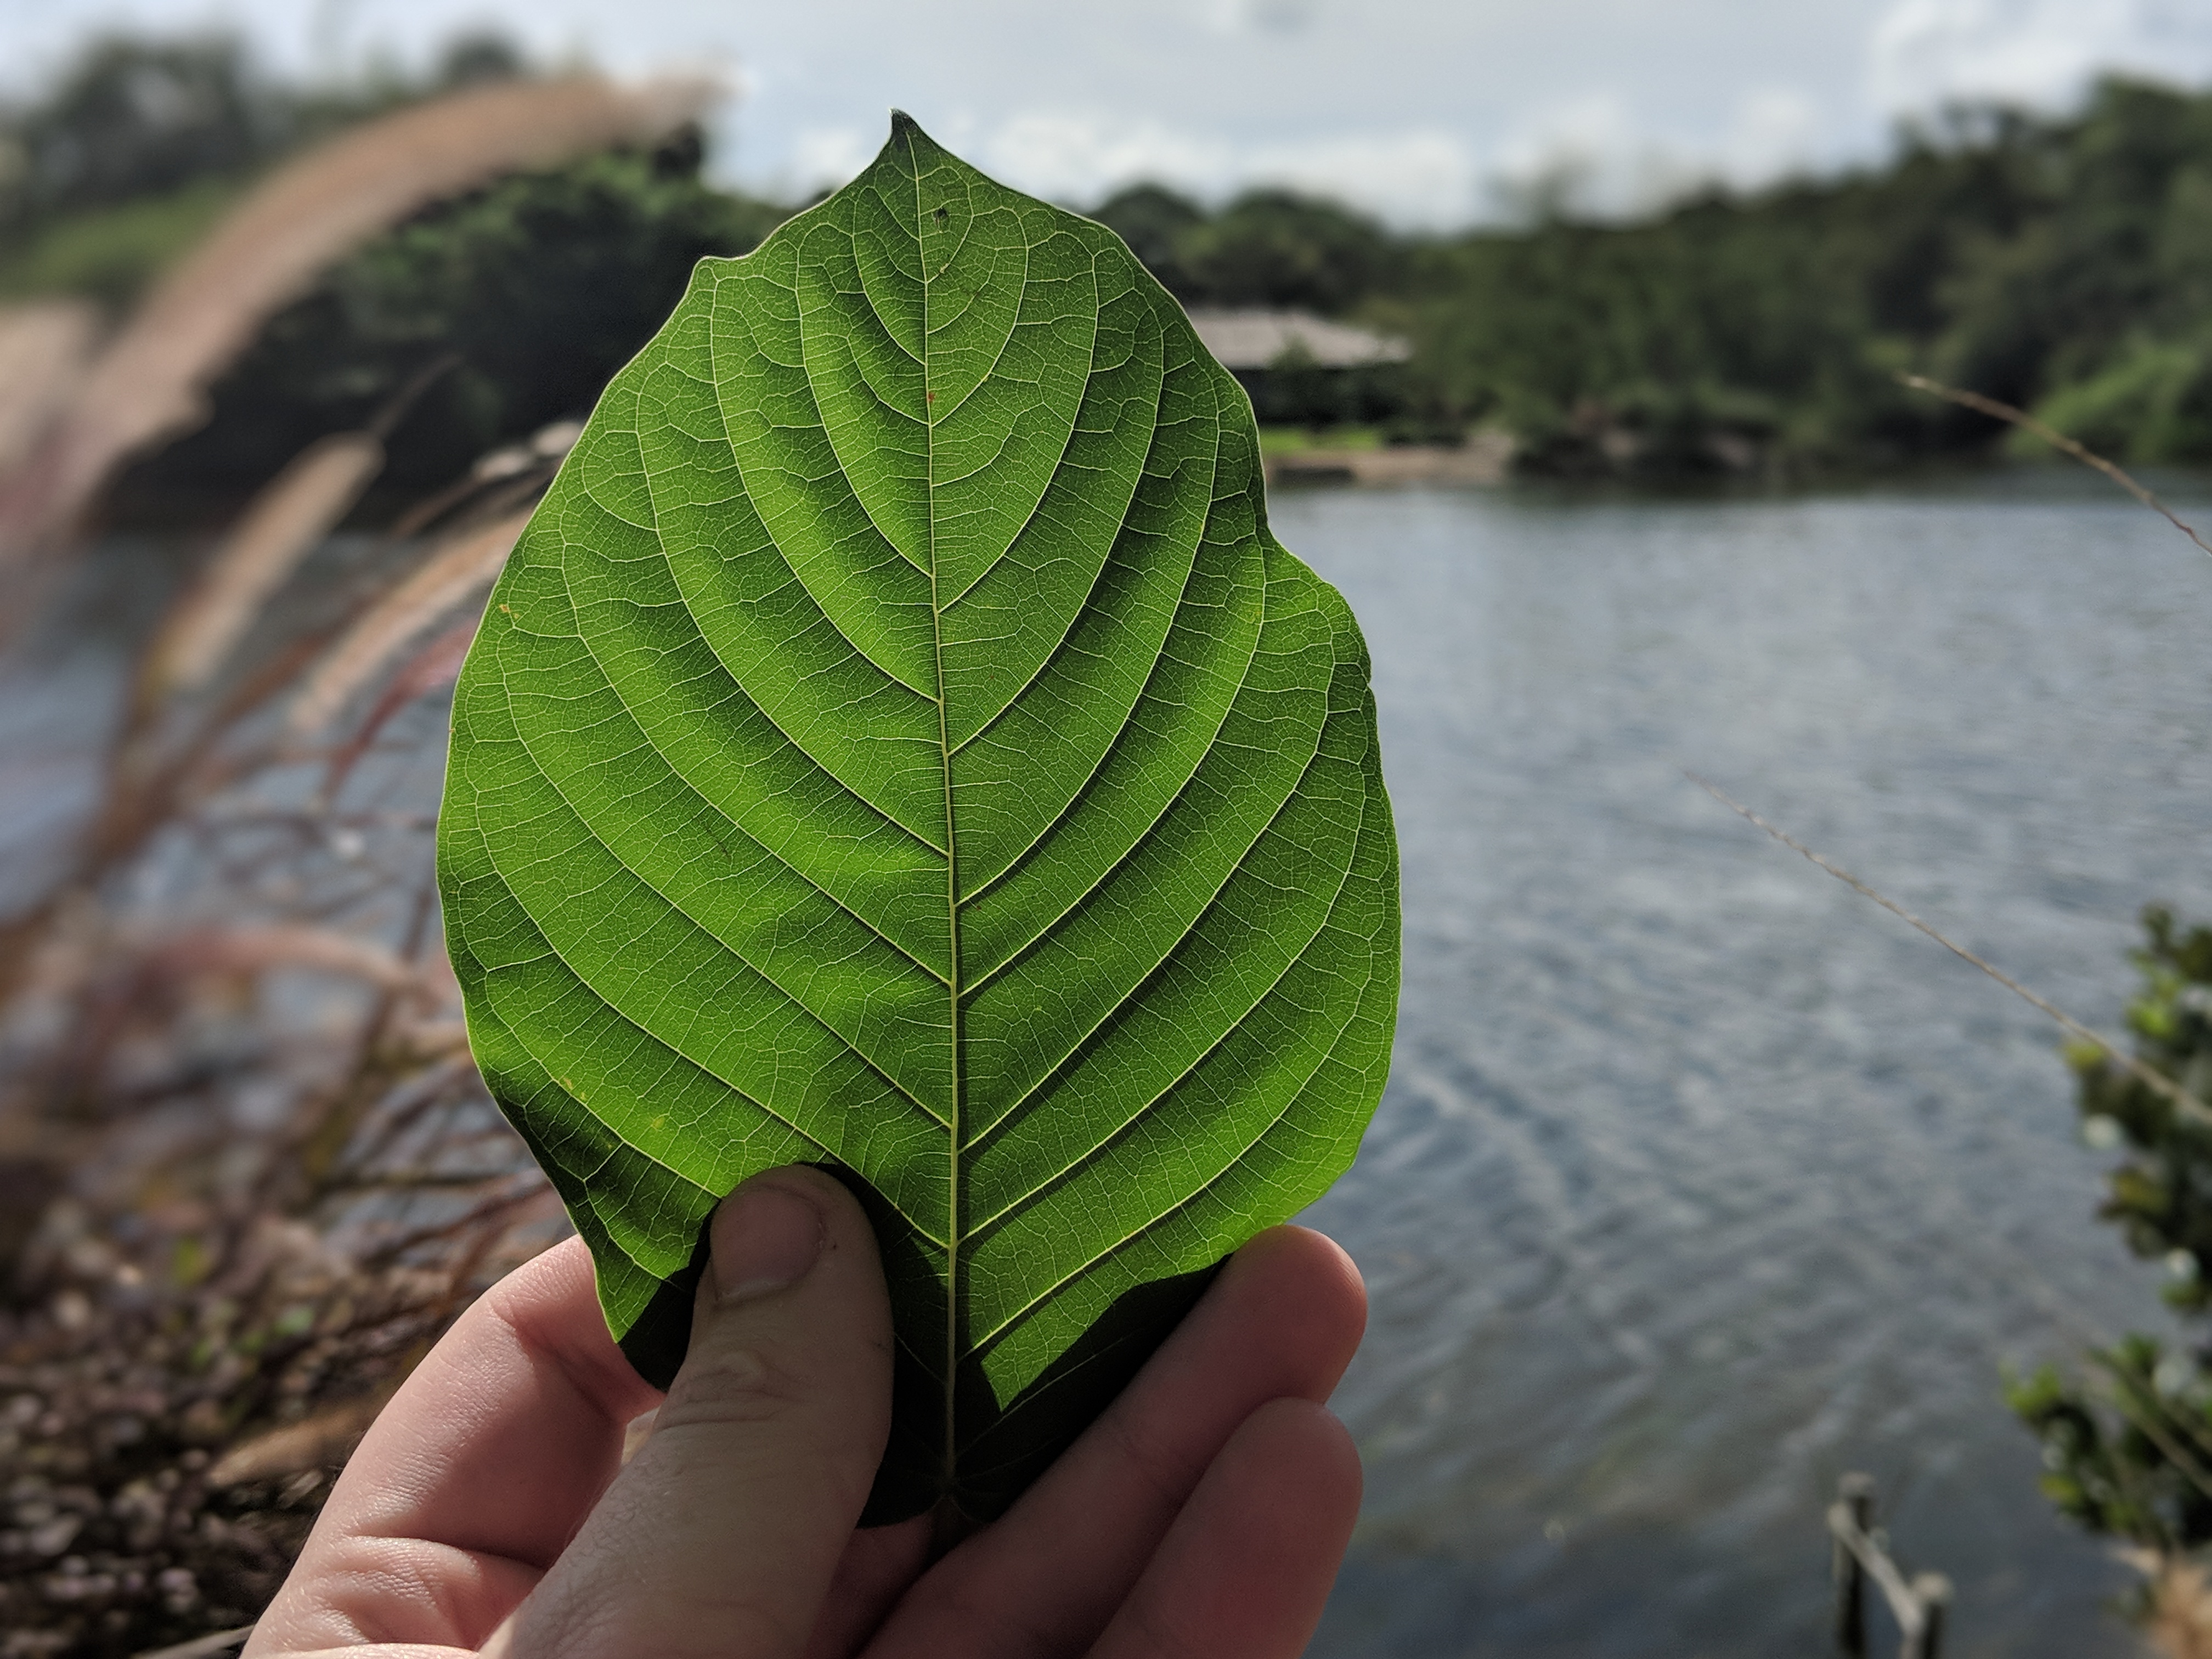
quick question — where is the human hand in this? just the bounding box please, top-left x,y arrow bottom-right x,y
244,1165 -> 1368,1658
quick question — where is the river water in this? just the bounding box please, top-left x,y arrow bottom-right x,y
1285,477 -> 2212,1658
7,478 -> 2210,1656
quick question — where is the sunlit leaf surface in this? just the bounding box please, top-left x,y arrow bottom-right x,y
438,114 -> 1398,1522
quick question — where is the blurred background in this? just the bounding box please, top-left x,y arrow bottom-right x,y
5,2 -> 2212,1656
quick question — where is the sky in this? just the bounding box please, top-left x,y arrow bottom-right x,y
2,0 -> 2211,225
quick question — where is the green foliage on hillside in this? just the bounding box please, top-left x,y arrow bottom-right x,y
1432,80 -> 2212,473
1094,183 -> 1399,315
1100,80 -> 2212,476
14,29 -> 2212,490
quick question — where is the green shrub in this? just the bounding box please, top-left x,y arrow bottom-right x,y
2011,908 -> 2212,1554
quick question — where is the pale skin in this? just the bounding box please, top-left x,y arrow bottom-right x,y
245,1165 -> 1369,1659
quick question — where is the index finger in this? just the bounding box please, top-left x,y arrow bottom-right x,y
246,1237 -> 659,1655
865,1224 -> 1367,1658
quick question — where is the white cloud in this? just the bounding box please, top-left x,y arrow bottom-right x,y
788,125 -> 880,193
939,85 -> 1823,232
1491,93 -> 1668,218
958,110 -> 1480,227
975,114 -> 1232,205
1488,87 -> 1824,221
1205,0 -> 1322,36
1246,130 -> 1478,225
1870,0 -> 2212,114
1721,87 -> 1822,186
10,0 -> 2211,232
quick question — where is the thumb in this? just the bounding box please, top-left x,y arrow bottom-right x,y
490,1166 -> 894,1659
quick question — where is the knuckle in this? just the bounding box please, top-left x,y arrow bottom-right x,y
657,1343 -> 809,1429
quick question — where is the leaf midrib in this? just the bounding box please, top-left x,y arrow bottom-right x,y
960,890 -> 1387,1414
963,722 -> 1369,1239
916,145 -> 967,1498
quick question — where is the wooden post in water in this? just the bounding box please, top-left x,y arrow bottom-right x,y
1904,1573 -> 1951,1659
1827,1474 -> 1951,1659
1832,1472 -> 1876,1656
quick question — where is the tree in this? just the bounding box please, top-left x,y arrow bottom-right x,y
0,35 -> 270,234
1088,182 -> 1203,296
1176,188 -> 1395,314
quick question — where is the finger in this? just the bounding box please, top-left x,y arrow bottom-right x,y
489,1166 -> 894,1659
1088,1398 -> 1361,1659
869,1224 -> 1365,1658
246,1237 -> 657,1655
799,1516 -> 930,1659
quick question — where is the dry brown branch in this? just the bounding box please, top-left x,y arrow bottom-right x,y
0,72 -> 718,559
133,1626 -> 261,1659
1687,771 -> 2212,1130
206,1391 -> 392,1488
391,1019 -> 472,1061
359,1183 -> 554,1270
1895,371 -> 2212,558
137,435 -> 386,704
390,416 -> 581,538
0,299 -> 98,473
131,923 -> 433,1001
287,508 -> 529,736
317,616 -> 480,802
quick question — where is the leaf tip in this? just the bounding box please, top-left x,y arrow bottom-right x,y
889,108 -> 923,143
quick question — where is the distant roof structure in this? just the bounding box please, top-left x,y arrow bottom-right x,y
1184,308 -> 1410,371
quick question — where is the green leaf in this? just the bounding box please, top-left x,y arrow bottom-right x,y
437,113 -> 1398,1523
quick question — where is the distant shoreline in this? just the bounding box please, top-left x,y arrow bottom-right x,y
1266,432 -> 1515,488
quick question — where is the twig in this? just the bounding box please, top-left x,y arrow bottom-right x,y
2097,1357 -> 2212,1511
1894,371 -> 2212,558
1686,770 -> 2212,1131
131,1624 -> 255,1659
359,1182 -> 549,1268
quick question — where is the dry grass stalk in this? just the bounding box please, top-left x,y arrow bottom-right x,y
318,618 -> 480,803
133,1626 -> 259,1659
0,72 -> 718,560
1688,770 -> 2212,1130
129,923 -> 432,1001
287,508 -> 529,737
0,319 -> 567,1655
137,435 -> 385,705
1896,370 -> 2212,558
0,300 -> 98,476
